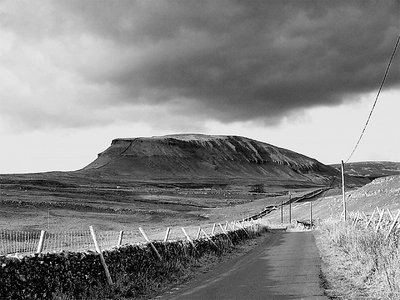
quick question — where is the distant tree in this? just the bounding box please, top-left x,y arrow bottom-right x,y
250,183 -> 265,193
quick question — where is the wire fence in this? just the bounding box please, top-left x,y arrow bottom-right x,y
350,207 -> 400,235
0,230 -> 42,256
0,219 -> 267,257
3,207 -> 398,256
325,207 -> 400,239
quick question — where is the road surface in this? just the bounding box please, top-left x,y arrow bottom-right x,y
156,230 -> 327,300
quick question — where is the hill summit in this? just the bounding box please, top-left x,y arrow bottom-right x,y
83,134 -> 348,186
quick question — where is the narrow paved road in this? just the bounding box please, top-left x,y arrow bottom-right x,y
157,231 -> 327,300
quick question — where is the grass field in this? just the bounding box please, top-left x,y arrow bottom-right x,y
0,172 -> 319,234
316,219 -> 400,299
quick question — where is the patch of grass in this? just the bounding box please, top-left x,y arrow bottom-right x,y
316,219 -> 400,299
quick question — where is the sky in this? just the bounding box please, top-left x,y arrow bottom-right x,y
0,0 -> 399,174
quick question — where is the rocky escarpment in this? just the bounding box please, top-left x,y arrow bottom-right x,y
83,134 -> 350,185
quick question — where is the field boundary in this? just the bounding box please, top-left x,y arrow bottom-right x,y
0,218 -> 268,257
346,207 -> 400,238
0,218 -> 269,299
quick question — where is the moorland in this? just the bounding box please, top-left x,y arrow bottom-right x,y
1,134 -> 394,233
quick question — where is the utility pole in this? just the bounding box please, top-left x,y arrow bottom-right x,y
280,199 -> 283,224
289,192 -> 292,224
341,160 -> 346,221
310,201 -> 313,228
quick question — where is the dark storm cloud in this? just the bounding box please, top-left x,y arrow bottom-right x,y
3,0 -> 400,125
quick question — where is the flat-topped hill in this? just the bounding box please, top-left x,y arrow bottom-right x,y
83,134 -> 363,187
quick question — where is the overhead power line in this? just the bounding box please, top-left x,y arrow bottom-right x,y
346,33 -> 400,163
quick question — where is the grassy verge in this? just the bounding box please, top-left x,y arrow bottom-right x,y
315,219 -> 400,299
1,227 -> 268,300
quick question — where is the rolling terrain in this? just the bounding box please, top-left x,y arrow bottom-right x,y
267,174 -> 400,224
0,134 -> 369,231
330,161 -> 400,180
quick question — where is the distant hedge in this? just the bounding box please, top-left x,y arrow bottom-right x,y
0,228 -> 263,299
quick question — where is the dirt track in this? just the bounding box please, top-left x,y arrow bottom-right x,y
157,230 -> 327,300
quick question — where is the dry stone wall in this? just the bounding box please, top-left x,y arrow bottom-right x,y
0,228 -> 261,299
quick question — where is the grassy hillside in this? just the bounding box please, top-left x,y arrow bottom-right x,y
267,175 -> 400,223
330,161 -> 400,179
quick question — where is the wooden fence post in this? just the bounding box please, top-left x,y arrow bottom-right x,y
163,227 -> 171,242
244,220 -> 249,231
89,226 -> 113,285
387,209 -> 394,221
218,223 -> 233,245
375,209 -> 385,233
228,222 -> 240,239
196,226 -> 202,239
361,212 -> 367,220
36,230 -> 46,254
211,223 -> 216,236
386,210 -> 400,239
236,221 -> 250,237
201,229 -> 219,249
138,227 -> 162,261
352,212 -> 360,227
117,230 -> 124,247
181,227 -> 196,249
365,208 -> 377,228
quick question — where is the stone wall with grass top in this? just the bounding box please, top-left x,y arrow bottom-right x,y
0,225 -> 267,300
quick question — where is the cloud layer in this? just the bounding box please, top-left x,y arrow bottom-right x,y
0,0 -> 399,131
